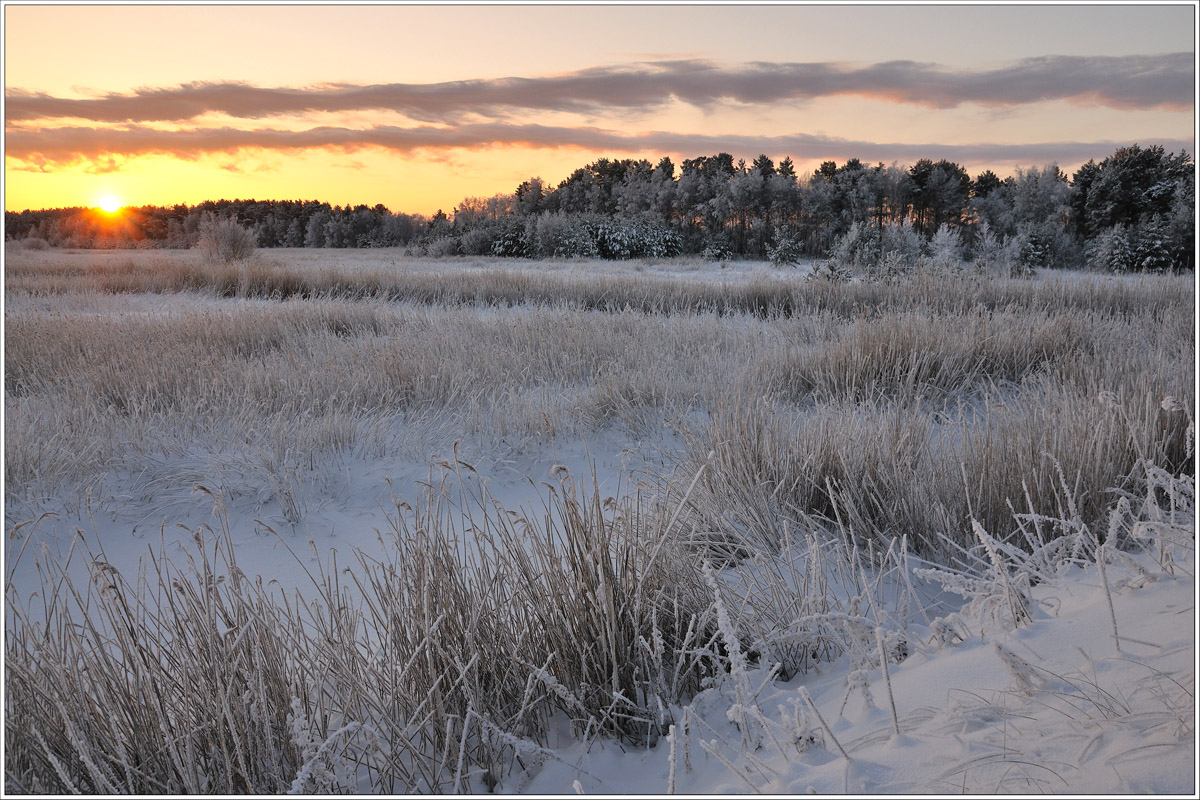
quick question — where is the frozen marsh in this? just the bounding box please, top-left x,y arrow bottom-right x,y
4,248 -> 1195,794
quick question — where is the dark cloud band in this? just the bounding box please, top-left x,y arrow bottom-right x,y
5,53 -> 1193,123
6,121 -> 1190,172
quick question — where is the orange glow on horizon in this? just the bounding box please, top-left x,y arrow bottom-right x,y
4,5 -> 1192,216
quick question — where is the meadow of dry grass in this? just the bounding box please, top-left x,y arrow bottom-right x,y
3,247 -> 1194,793
6,249 -> 1191,548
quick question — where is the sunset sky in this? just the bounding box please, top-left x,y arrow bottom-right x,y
4,3 -> 1195,215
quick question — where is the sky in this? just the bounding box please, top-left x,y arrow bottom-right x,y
3,3 -> 1196,215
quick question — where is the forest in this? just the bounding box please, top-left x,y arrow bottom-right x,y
5,143 -> 1194,273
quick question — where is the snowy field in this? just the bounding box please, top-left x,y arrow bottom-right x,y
4,248 -> 1195,794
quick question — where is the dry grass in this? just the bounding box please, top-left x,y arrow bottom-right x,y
6,256 -> 1192,549
4,296 -> 758,507
5,248 -> 1189,320
4,252 -> 1193,793
764,307 -> 1096,404
673,375 -> 1191,562
5,470 -> 721,793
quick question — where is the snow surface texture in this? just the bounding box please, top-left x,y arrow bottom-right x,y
9,445 -> 1194,795
528,529 -> 1196,794
5,255 -> 1195,794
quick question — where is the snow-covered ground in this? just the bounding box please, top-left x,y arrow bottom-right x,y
4,254 -> 1194,794
529,532 -> 1196,794
8,430 -> 1194,795
6,425 -> 676,617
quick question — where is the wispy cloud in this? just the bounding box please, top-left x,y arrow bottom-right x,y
7,121 -> 1190,172
6,53 -> 1193,124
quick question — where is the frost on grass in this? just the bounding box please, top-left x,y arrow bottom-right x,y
531,467 -> 1196,795
4,260 -> 1194,794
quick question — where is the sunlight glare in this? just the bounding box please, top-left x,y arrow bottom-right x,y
97,195 -> 122,213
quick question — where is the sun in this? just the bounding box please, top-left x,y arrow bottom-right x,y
97,195 -> 122,213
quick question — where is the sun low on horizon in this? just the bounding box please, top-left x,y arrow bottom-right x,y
4,4 -> 1194,215
96,195 -> 122,214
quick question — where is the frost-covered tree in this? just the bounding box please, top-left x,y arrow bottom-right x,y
879,218 -> 924,267
971,220 -> 1007,274
830,220 -> 881,272
970,176 -> 1016,238
1163,164 -> 1195,271
1013,227 -> 1050,277
515,178 -> 546,215
1010,164 -> 1075,268
927,223 -> 963,271
1133,219 -> 1172,273
1086,224 -> 1134,272
766,225 -> 803,267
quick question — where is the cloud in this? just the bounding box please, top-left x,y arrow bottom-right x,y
6,120 -> 1191,172
5,53 -> 1193,124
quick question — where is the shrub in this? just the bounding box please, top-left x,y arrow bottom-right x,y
701,235 -> 733,262
645,220 -> 683,258
1133,219 -> 1173,273
423,236 -> 460,258
863,221 -> 924,281
1013,228 -> 1049,277
490,218 -> 531,257
870,249 -> 908,283
926,224 -> 964,272
766,226 -> 803,267
1087,225 -> 1134,272
880,219 -> 924,266
524,215 -> 682,260
971,220 -> 1007,274
195,214 -> 257,263
807,258 -> 852,283
530,213 -> 598,258
829,221 -> 880,273
458,225 -> 497,256
595,218 -> 681,259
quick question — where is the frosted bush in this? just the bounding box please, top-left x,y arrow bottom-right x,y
880,219 -> 924,266
871,249 -> 907,283
1087,224 -> 1134,272
829,220 -> 879,272
926,224 -> 963,272
1012,228 -> 1048,277
490,219 -> 530,257
531,213 -> 598,258
423,236 -> 460,258
971,220 -> 1006,274
1133,220 -> 1173,273
701,236 -> 733,262
287,699 -> 365,794
195,213 -> 257,263
862,220 -> 924,281
593,216 -> 681,259
458,225 -> 497,256
766,226 -> 804,267
523,214 -> 681,259
17,235 -> 50,251
806,258 -> 852,283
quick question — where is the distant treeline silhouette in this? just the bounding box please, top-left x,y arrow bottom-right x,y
6,143 -> 1193,271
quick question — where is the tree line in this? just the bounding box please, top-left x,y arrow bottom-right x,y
5,143 -> 1193,272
